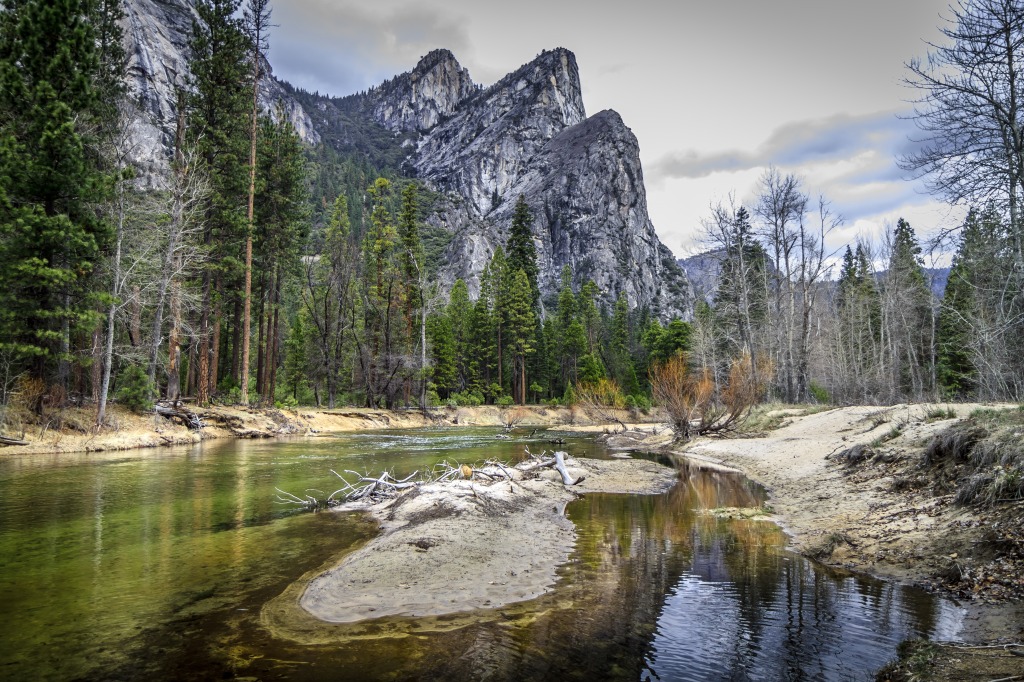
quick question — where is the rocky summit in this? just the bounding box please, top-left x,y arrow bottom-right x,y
121,1 -> 691,319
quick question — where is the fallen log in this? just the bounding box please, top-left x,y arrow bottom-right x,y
0,435 -> 29,446
154,404 -> 203,430
553,451 -> 585,486
516,448 -> 583,485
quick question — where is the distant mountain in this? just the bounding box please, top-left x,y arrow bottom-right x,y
923,267 -> 950,299
121,1 -> 692,319
680,250 -> 952,302
678,250 -> 725,305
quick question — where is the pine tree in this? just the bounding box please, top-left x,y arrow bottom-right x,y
0,0 -> 122,383
187,0 -> 252,404
240,0 -> 273,406
578,280 -> 601,352
608,294 -> 639,395
506,195 -> 540,310
489,246 -> 509,391
427,314 -> 457,398
505,269 -> 536,404
884,218 -> 935,399
715,206 -> 768,361
398,184 -> 424,305
447,279 -> 472,391
253,113 -> 307,403
282,308 -> 310,401
360,178 -> 405,408
936,207 -> 1011,398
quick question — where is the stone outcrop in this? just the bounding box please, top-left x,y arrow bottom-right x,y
120,1 -> 691,318
121,0 -> 318,186
366,49 -> 478,134
343,48 -> 690,318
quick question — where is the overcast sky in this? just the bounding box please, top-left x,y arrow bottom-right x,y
267,0 -> 964,264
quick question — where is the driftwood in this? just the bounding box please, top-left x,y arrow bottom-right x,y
552,450 -> 585,486
273,469 -> 422,509
275,449 -> 586,510
0,435 -> 29,446
329,469 -> 420,502
155,402 -> 202,430
519,448 -> 585,485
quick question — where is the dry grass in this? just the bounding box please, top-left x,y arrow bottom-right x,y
921,405 -> 1024,506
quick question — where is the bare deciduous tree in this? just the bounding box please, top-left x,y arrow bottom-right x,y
902,0 -> 1024,257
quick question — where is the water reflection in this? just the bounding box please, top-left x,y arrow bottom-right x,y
0,434 -> 962,681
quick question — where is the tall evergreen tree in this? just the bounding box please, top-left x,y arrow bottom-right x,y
253,114 -> 307,403
884,218 -> 935,399
0,0 -> 122,384
936,206 -> 1016,398
506,269 -> 536,404
715,206 -> 768,362
469,263 -> 497,396
506,195 -> 540,310
240,0 -> 273,406
187,0 -> 252,404
447,279 -> 472,391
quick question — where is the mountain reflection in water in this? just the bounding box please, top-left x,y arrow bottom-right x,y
0,435 -> 961,681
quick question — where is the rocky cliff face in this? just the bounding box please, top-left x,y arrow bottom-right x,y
366,49 -> 478,134
121,1 -> 691,318
354,48 -> 690,318
121,0 -> 319,186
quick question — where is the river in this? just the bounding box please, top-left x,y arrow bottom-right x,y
0,428 -> 962,680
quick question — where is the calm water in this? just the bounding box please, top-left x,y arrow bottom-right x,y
0,428 -> 962,681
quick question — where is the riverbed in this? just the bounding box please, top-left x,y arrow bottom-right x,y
0,428 -> 964,680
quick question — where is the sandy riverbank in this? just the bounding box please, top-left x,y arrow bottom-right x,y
679,403 -> 1024,679
0,403 -> 658,455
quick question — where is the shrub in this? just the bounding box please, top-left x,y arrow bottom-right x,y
451,390 -> 483,407
496,395 -> 514,407
115,365 -> 154,413
650,352 -> 771,440
808,381 -> 830,404
924,405 -> 957,421
275,396 -> 298,409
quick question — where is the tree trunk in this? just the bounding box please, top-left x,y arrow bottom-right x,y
240,2 -> 264,407
167,281 -> 181,402
197,275 -> 211,405
230,297 -> 241,386
268,272 -> 282,402
91,322 -> 102,404
210,278 -> 223,399
96,174 -> 126,428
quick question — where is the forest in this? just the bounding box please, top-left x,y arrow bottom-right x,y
1,0 -> 1023,437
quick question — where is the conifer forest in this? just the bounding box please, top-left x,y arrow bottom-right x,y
1,0 -> 1024,431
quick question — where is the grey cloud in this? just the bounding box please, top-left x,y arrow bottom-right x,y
649,111 -> 919,181
829,185 -> 922,222
272,2 -> 472,96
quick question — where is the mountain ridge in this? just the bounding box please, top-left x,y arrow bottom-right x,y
121,0 -> 692,318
